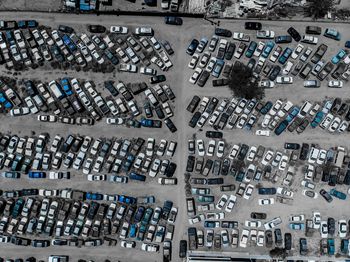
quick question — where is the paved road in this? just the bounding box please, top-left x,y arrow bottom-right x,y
0,11 -> 350,262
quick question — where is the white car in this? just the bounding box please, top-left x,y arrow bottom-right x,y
329,117 -> 341,132
290,215 -> 305,222
216,194 -> 228,210
216,141 -> 225,158
278,155 -> 289,171
188,53 -> 199,69
291,44 -> 304,59
110,26 -> 128,34
261,150 -> 274,165
189,67 -> 202,84
106,118 -> 124,125
320,221 -> 328,238
338,220 -> 347,238
312,212 -> 321,229
188,214 -> 205,225
255,130 -> 270,137
146,138 -> 155,157
258,80 -> 275,88
197,139 -> 205,156
246,146 -> 257,162
229,144 -> 240,159
120,240 -> 135,248
206,57 -> 217,72
257,230 -> 265,247
207,140 -> 216,157
149,159 -> 161,177
244,220 -> 262,228
328,80 -> 343,88
256,30 -> 275,39
239,229 -> 250,248
233,32 -> 250,42
276,76 -> 293,84
301,179 -> 315,189
224,195 -> 237,213
258,198 -> 274,205
243,184 -> 254,200
87,174 -> 106,181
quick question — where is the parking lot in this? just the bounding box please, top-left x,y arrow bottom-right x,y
0,11 -> 350,262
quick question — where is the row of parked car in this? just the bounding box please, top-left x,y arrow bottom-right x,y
0,194 -> 176,253
0,21 -> 174,77
0,134 -> 178,184
2,77 -> 177,131
187,95 -> 350,136
186,24 -> 350,88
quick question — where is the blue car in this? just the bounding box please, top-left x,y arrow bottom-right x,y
311,111 -> 324,128
212,59 -> 224,78
204,221 -> 219,228
129,172 -> 146,182
289,223 -> 305,230
186,39 -> 199,55
0,92 -> 12,109
346,41 -> 350,48
324,28 -> 341,41
122,154 -> 135,172
285,106 -> 300,123
341,239 -> 349,254
118,194 -> 137,204
60,78 -> 73,96
260,101 -> 273,115
245,41 -> 257,58
134,206 -> 145,223
330,189 -> 347,200
274,120 -> 288,135
258,188 -> 276,195
28,172 -> 46,179
129,224 -> 138,238
5,31 -> 15,46
261,41 -> 275,58
86,192 -> 103,200
62,35 -> 76,52
275,35 -> 292,43
328,238 -> 335,255
331,49 -> 347,64
278,47 -> 293,65
140,118 -> 162,128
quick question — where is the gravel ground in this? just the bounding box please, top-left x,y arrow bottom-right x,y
0,11 -> 349,262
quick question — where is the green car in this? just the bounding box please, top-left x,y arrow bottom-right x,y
197,195 -> 215,203
141,207 -> 153,225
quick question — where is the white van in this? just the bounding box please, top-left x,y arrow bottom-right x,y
298,101 -> 313,118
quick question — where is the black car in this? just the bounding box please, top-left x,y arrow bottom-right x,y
237,144 -> 249,160
284,233 -> 292,250
164,162 -> 177,177
215,28 -> 232,37
330,97 -> 341,113
197,70 -> 210,87
251,212 -> 267,219
328,217 -> 335,235
189,111 -> 201,128
284,142 -> 300,150
320,189 -> 333,202
274,228 -> 283,246
245,22 -> 262,30
299,143 -> 309,160
186,39 -> 199,55
287,27 -> 301,41
207,178 -> 224,185
269,65 -> 281,81
225,42 -> 235,60
88,24 -> 106,33
187,95 -> 200,113
306,26 -> 322,35
221,158 -> 230,176
220,184 -> 236,192
161,40 -> 174,55
206,131 -> 223,138
164,16 -> 183,25
265,230 -> 273,248
212,79 -> 229,87
155,105 -> 165,119
186,156 -> 195,172
299,238 -> 308,255
164,118 -> 177,133
179,240 -> 187,258
150,75 -> 166,84
144,102 -> 153,118
58,25 -> 74,34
